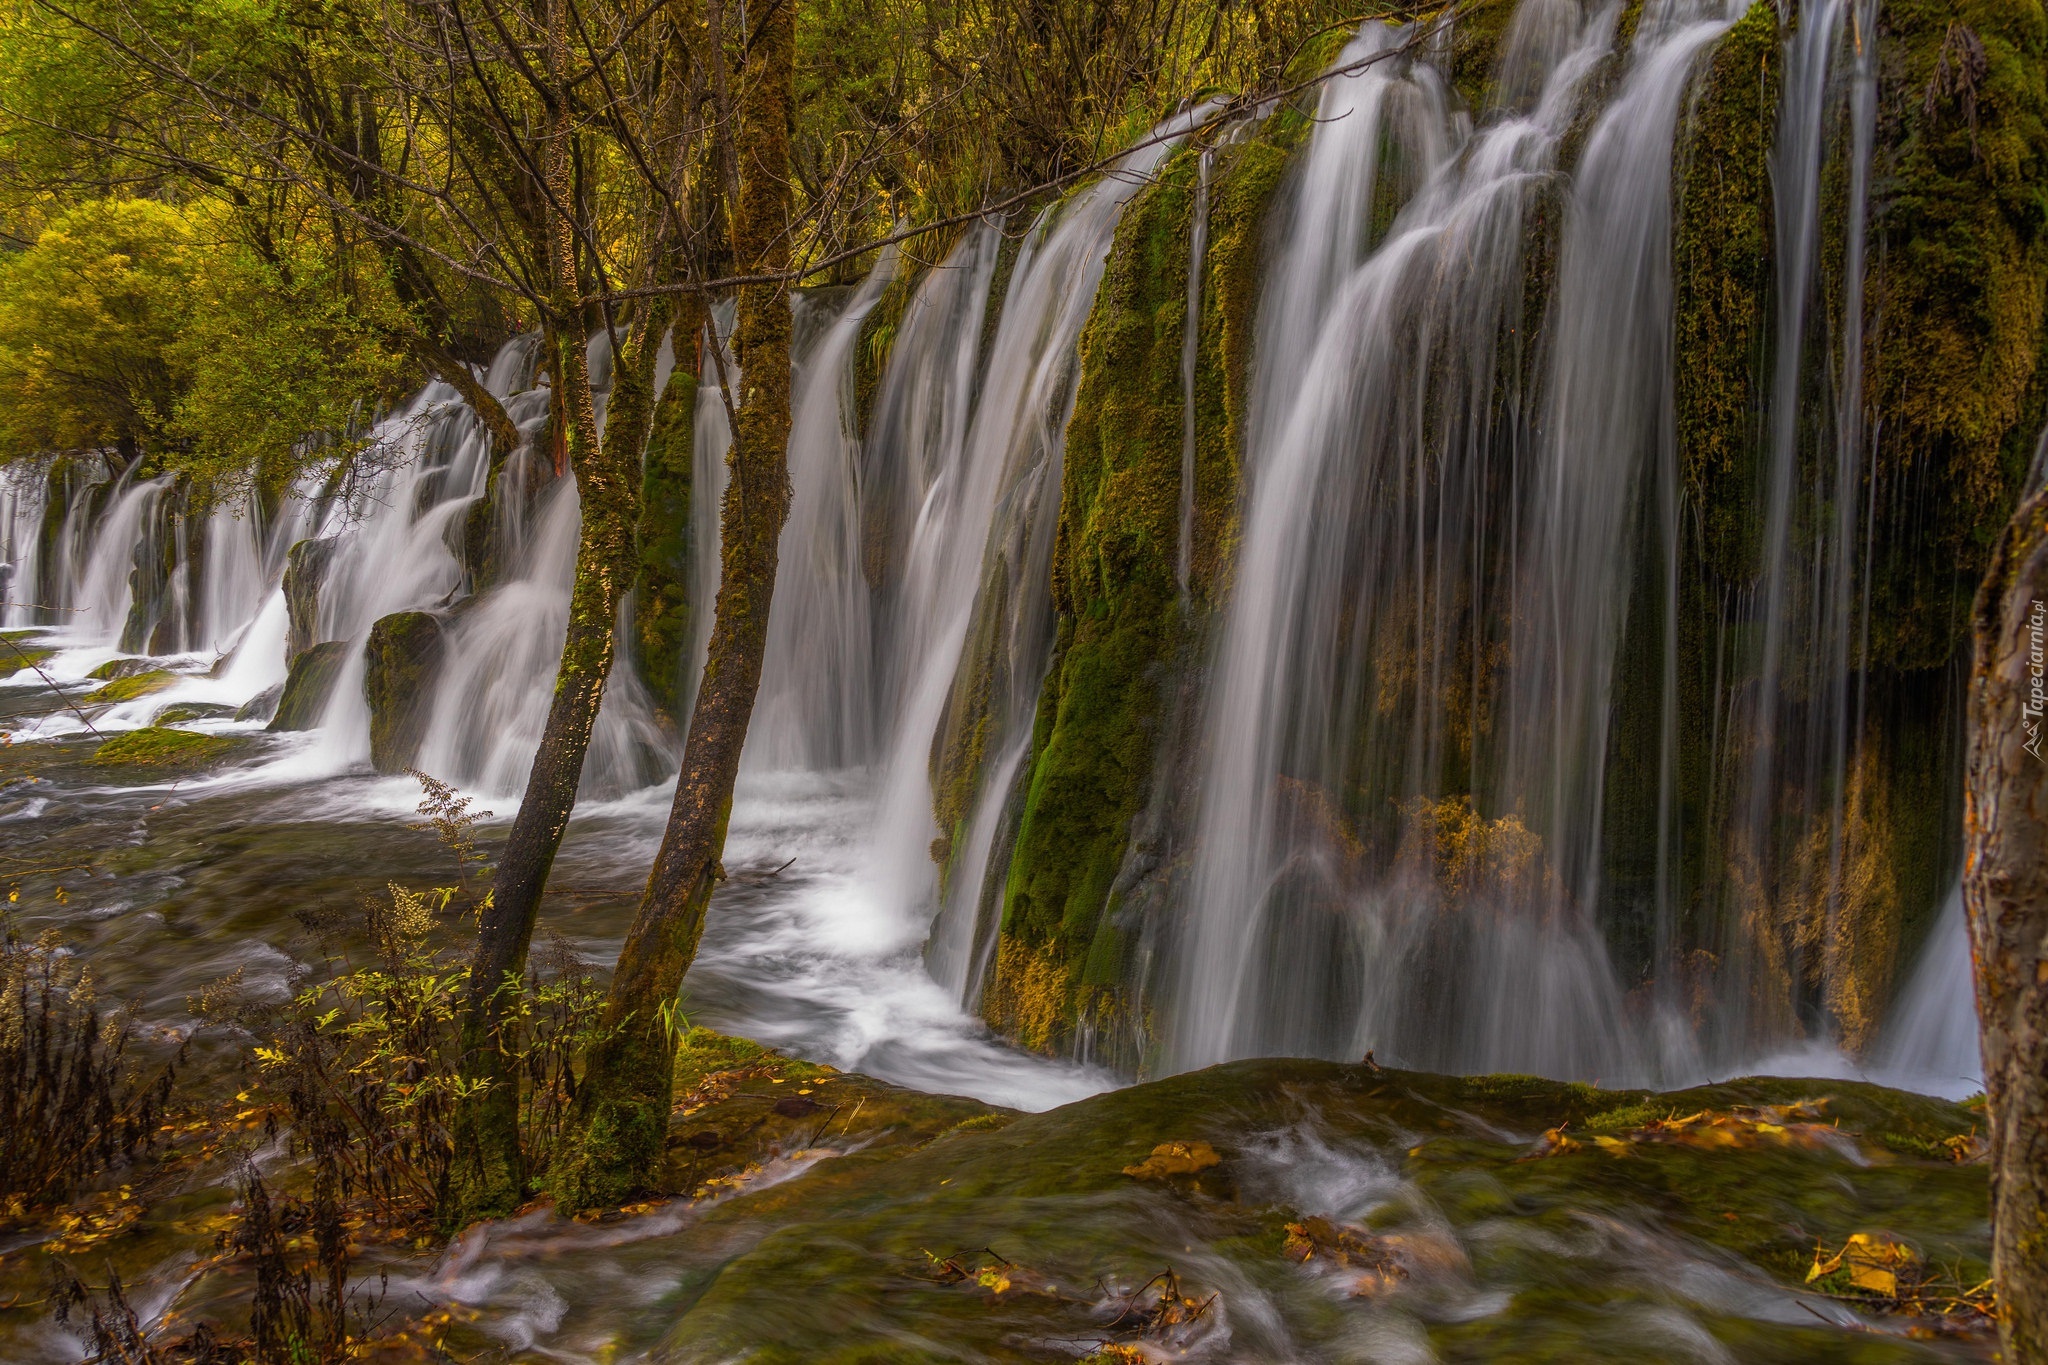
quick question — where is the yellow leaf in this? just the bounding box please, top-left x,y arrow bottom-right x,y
1122,1140 -> 1223,1179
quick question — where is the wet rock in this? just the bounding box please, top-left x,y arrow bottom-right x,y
363,611 -> 444,773
151,701 -> 238,726
268,640 -> 348,731
283,538 -> 338,667
90,726 -> 238,770
235,682 -> 284,724
83,668 -> 176,704
87,657 -> 154,682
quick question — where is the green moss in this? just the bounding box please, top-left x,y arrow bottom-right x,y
2,642 -> 54,678
149,701 -> 235,726
1674,0 -> 1777,584
1863,0 -> 2048,670
632,364 -> 695,726
267,639 -> 347,732
89,725 -> 235,768
984,127 -> 1293,1056
1445,0 -> 1523,112
83,668 -> 175,704
989,156 -> 1194,1043
643,1060 -> 1986,1362
363,610 -> 443,773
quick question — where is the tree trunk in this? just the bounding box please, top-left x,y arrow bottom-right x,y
442,0 -> 658,1225
1965,458 -> 2048,1364
554,0 -> 795,1211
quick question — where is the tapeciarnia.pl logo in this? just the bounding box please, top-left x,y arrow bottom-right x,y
2026,599 -> 2046,762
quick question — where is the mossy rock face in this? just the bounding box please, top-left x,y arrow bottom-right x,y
149,701 -> 237,726
983,125 -> 1294,1059
633,365 -> 696,725
89,726 -> 238,770
83,668 -> 176,705
639,1061 -> 1989,1363
282,538 -> 338,669
1674,0 -> 1777,585
1863,0 -> 2048,669
363,611 -> 445,773
267,639 -> 348,732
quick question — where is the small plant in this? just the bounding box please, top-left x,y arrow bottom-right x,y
0,920 -> 179,1215
233,772 -> 606,1227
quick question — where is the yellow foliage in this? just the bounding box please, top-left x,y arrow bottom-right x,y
1121,1140 -> 1221,1180
1400,795 -> 1548,901
1807,1231 -> 1920,1298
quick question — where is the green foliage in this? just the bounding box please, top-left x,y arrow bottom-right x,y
1864,0 -> 2048,668
225,776 -> 608,1226
986,123 -> 1293,1056
1673,0 -> 1776,585
0,197 -> 404,502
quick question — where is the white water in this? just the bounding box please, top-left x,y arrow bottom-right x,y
1172,4 -> 1684,1075
1,14 -> 1981,1104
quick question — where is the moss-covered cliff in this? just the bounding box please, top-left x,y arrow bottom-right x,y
633,363 -> 697,724
981,126 -> 1294,1057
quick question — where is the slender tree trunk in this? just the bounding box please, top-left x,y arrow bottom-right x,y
443,0 -> 658,1224
1966,460 -> 2048,1365
554,0 -> 795,1210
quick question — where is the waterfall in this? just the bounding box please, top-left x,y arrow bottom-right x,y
1871,887 -> 1982,1097
746,263 -> 897,772
0,473 -> 43,628
1171,0 -> 1736,1077
67,469 -> 170,646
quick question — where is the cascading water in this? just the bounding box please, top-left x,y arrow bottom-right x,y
0,11 -> 1984,1099
888,110 -> 1218,1005
1170,0 -> 1736,1078
746,263 -> 896,772
0,472 -> 43,628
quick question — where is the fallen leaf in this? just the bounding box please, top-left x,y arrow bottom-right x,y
1122,1140 -> 1222,1180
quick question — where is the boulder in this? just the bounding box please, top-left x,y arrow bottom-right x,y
82,668 -> 176,704
362,611 -> 445,773
151,700 -> 238,726
283,538 -> 338,667
86,657 -> 153,682
234,682 -> 284,724
267,639 -> 348,731
90,726 -> 238,771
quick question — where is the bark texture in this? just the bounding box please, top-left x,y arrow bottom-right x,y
443,0 -> 655,1224
555,0 -> 795,1210
1964,462 -> 2048,1364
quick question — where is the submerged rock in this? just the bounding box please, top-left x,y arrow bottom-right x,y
268,640 -> 348,731
150,700 -> 237,726
234,682 -> 283,724
363,610 -> 444,772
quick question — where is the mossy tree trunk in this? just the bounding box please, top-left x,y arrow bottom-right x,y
1964,463 -> 2048,1364
555,0 -> 795,1211
444,0 -> 670,1225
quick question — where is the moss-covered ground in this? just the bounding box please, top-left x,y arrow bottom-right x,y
640,1059 -> 1991,1363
